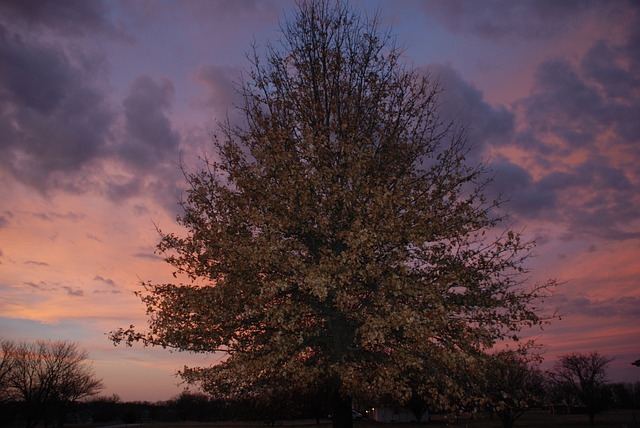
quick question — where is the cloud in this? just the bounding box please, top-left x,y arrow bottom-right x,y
0,211 -> 13,229
0,16 -> 114,193
93,275 -> 116,287
180,0 -> 282,22
120,75 -> 180,170
92,74 -> 187,209
419,0 -> 602,40
93,276 -> 121,295
0,0 -> 118,37
514,9 -> 639,155
488,161 -> 559,217
133,252 -> 163,261
24,261 -> 49,267
62,286 -> 84,297
24,280 -> 53,291
0,1 -> 300,215
93,289 -> 122,295
193,65 -> 243,111
426,63 -> 515,161
0,1 -> 185,209
492,160 -> 640,240
86,234 -> 103,243
30,211 -> 86,222
581,39 -> 639,100
554,295 -> 640,319
489,15 -> 640,241
517,59 -> 607,153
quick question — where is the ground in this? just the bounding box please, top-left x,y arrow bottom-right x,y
90,410 -> 639,428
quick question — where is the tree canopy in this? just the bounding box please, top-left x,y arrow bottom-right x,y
111,1 -> 553,426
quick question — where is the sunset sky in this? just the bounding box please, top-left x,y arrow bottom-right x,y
1,0 -> 639,402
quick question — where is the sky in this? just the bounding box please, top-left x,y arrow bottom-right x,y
1,0 -> 639,402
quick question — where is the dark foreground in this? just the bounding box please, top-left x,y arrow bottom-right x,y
97,410 -> 639,428
426,409 -> 640,427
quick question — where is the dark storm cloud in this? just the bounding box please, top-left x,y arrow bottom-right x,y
581,39 -> 639,100
97,74 -> 188,211
0,1 -> 178,204
121,75 -> 180,170
517,59 -> 609,154
0,32 -> 73,115
419,0 -> 597,40
490,158 -> 640,240
0,0 -> 117,37
0,19 -> 114,192
488,161 -> 559,217
490,12 -> 640,241
427,64 -> 514,153
103,177 -> 144,203
514,5 -> 640,155
180,0 -> 281,23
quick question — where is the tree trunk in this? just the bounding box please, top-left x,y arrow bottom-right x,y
499,408 -> 521,428
501,416 -> 515,428
331,389 -> 353,428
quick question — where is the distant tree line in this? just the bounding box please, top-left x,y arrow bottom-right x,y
3,341 -> 637,428
13,371 -> 639,427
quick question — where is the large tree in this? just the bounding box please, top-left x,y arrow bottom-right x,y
111,1 -> 552,427
547,351 -> 612,425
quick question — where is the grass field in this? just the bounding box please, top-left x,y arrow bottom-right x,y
122,410 -> 640,428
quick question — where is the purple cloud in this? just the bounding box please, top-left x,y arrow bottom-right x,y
62,286 -> 84,297
0,0 -> 118,37
554,295 -> 640,319
0,11 -> 114,192
425,63 -> 515,168
93,275 -> 116,287
193,65 -> 243,110
490,13 -> 640,241
0,211 -> 13,229
24,261 -> 49,267
488,161 -> 559,218
419,0 -> 603,40
24,281 -> 48,290
120,75 -> 180,169
30,211 -> 86,222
